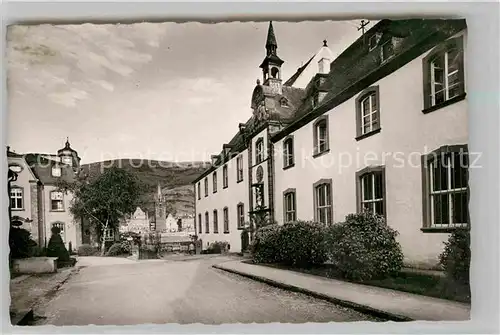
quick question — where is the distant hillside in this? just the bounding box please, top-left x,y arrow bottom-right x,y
81,159 -> 209,216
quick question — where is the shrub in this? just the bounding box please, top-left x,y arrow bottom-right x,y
206,241 -> 229,254
9,227 -> 38,259
77,244 -> 99,256
120,240 -> 132,254
105,243 -> 124,256
325,212 -> 404,281
250,224 -> 283,263
439,229 -> 470,286
279,221 -> 328,268
46,229 -> 70,261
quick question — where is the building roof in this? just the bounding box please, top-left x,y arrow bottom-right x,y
193,18 -> 467,184
284,55 -> 315,87
272,18 -> 467,142
24,153 -> 77,185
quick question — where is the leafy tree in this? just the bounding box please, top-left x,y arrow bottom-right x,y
58,166 -> 143,255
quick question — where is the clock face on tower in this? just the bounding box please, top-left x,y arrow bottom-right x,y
256,166 -> 264,183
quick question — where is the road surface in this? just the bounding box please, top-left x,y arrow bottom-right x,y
34,256 -> 376,325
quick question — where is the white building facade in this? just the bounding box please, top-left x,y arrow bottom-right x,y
193,19 -> 468,269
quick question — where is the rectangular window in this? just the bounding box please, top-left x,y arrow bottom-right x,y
283,137 -> 294,168
237,204 -> 245,229
368,34 -> 378,51
10,187 -> 23,210
198,213 -> 202,234
315,182 -> 332,225
50,191 -> 64,211
213,172 -> 217,193
213,210 -> 219,233
236,156 -> 244,182
427,151 -> 469,228
223,208 -> 229,233
205,212 -> 210,233
104,227 -> 114,241
360,171 -> 385,216
204,178 -> 208,197
223,165 -> 228,188
284,191 -> 296,223
197,183 -> 201,200
430,50 -> 462,106
361,93 -> 379,134
51,166 -> 62,177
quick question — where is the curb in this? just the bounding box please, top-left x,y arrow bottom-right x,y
212,264 -> 413,322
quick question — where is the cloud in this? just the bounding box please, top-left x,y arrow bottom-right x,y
7,22 -> 168,107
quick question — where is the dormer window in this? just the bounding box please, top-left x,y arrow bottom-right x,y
381,40 -> 395,62
51,166 -> 62,177
368,35 -> 378,51
280,98 -> 289,108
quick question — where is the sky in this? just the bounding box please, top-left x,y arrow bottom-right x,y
7,19 -> 373,164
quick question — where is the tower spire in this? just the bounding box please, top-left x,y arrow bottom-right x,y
266,21 -> 278,55
157,181 -> 162,200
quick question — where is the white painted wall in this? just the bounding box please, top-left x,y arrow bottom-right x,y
274,32 -> 468,269
8,157 -> 37,236
43,185 -> 81,250
195,149 -> 250,252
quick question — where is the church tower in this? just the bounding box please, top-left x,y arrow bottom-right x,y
154,182 -> 166,232
57,137 -> 81,170
259,21 -> 284,95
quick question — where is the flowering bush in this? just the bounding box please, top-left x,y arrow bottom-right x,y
325,212 -> 404,281
439,229 -> 470,286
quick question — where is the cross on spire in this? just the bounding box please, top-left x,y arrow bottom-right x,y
357,19 -> 370,36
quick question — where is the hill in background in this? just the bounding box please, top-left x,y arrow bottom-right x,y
81,159 -> 209,217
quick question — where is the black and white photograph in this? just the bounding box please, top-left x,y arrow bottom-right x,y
6,15 -> 475,326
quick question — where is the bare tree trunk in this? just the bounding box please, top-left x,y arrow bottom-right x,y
100,219 -> 109,256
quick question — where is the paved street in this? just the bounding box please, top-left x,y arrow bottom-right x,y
33,256 -> 375,325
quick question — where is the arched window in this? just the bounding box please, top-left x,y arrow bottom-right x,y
356,166 -> 386,216
223,207 -> 229,233
213,210 -> 219,233
355,86 -> 381,139
255,138 -> 264,164
283,136 -> 294,169
205,211 -> 210,234
313,116 -> 329,157
313,179 -> 333,225
271,67 -> 279,78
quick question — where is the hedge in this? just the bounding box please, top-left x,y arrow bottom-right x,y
251,221 -> 327,267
